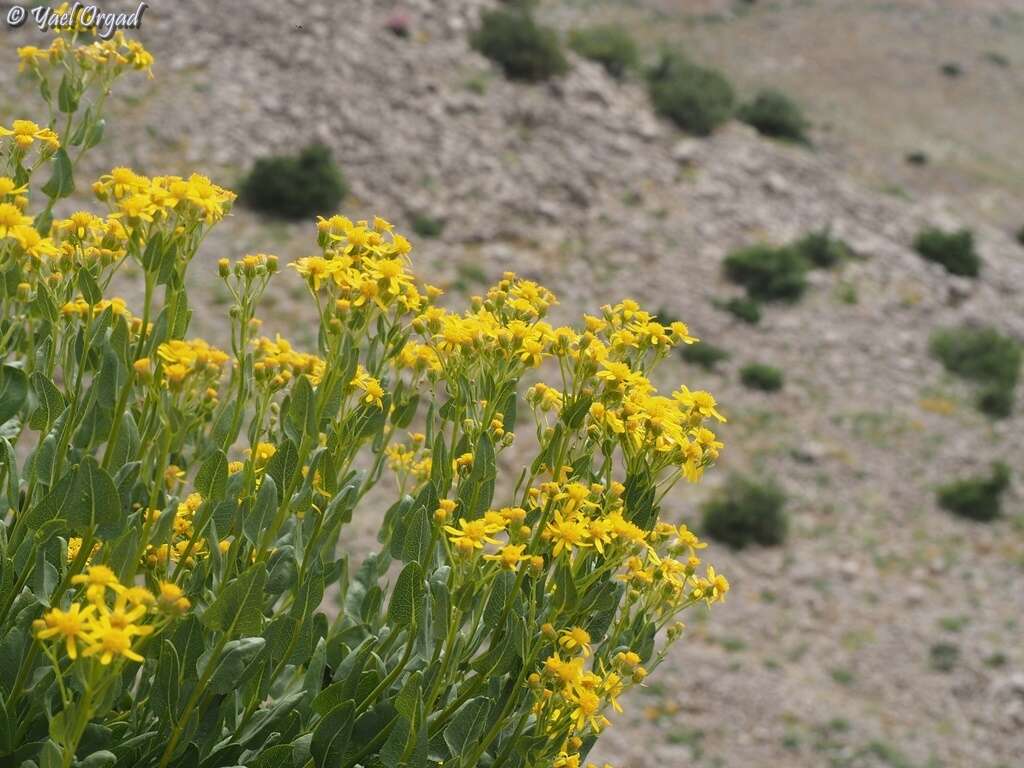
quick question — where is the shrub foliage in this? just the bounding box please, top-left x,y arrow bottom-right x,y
740,363 -> 784,392
702,476 -> 788,549
569,25 -> 638,79
472,8 -> 568,82
794,229 -> 851,269
913,227 -> 981,277
648,52 -> 736,136
930,325 -> 1021,418
737,89 -> 808,143
0,29 -> 730,768
241,143 -> 347,220
723,244 -> 808,302
937,463 -> 1011,522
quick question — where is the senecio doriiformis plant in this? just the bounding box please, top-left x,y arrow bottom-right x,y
0,23 -> 730,768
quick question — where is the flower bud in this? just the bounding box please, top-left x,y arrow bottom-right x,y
133,357 -> 151,381
541,623 -> 556,640
218,258 -> 230,277
16,282 -> 31,301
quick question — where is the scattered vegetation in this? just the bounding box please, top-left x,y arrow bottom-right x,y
702,475 -> 788,549
929,642 -> 960,672
940,62 -> 963,78
913,227 -> 980,277
723,244 -> 808,302
737,89 -> 809,143
471,8 -> 568,82
647,51 -> 735,136
409,211 -> 446,238
721,296 -> 762,324
930,325 -> 1021,417
905,150 -> 929,166
568,25 -> 638,80
740,363 -> 784,392
937,463 -> 1011,522
240,143 -> 346,219
681,340 -> 730,370
1016,225 -> 1024,247
794,229 -> 852,268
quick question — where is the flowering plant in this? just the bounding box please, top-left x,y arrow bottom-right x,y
0,21 -> 729,768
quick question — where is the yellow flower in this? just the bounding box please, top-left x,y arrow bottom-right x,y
34,603 -> 97,659
157,581 -> 191,614
558,627 -> 592,657
567,688 -> 607,733
543,511 -> 591,558
484,543 -> 528,571
0,119 -> 60,151
80,614 -> 150,665
71,565 -> 125,602
443,518 -> 503,554
0,203 -> 32,239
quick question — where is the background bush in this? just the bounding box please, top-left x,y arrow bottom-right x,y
569,25 -> 638,79
740,362 -> 784,392
648,52 -> 736,136
913,227 -> 981,277
702,475 -> 788,549
722,296 -> 762,324
737,89 -> 809,143
681,340 -> 730,370
241,143 -> 346,220
472,8 -> 568,82
723,244 -> 808,302
930,325 -> 1021,418
937,463 -> 1011,522
794,229 -> 851,268
409,212 -> 446,238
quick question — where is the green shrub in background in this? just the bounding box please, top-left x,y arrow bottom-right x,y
569,24 -> 638,79
648,52 -> 736,136
721,296 -> 762,324
737,89 -> 809,143
241,143 -> 347,220
740,363 -> 784,392
794,229 -> 851,268
1015,225 -> 1024,247
913,227 -> 981,277
472,8 -> 568,82
681,339 -> 730,370
702,475 -> 788,549
937,463 -> 1011,522
723,244 -> 808,302
930,642 -> 960,672
930,325 -> 1021,418
409,211 -> 446,238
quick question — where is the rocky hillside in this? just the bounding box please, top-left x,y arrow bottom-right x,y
3,1 -> 1023,766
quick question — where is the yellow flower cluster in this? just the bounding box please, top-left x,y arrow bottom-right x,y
385,433 -> 432,486
143,493 -> 207,569
93,167 -> 235,226
253,335 -> 326,388
18,26 -> 153,77
292,215 -> 428,315
0,119 -> 60,152
154,338 -> 230,393
33,565 -> 186,665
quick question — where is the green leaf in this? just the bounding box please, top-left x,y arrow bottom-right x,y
386,562 -> 424,629
57,73 -> 79,113
0,365 -> 28,426
66,457 -> 124,538
400,504 -> 431,567
311,700 -> 355,767
41,148 -> 75,200
77,268 -> 102,305
482,570 -> 516,630
442,697 -> 490,758
195,449 -> 228,502
243,474 -> 278,545
201,637 -> 266,695
201,563 -> 267,637
28,371 -> 64,431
